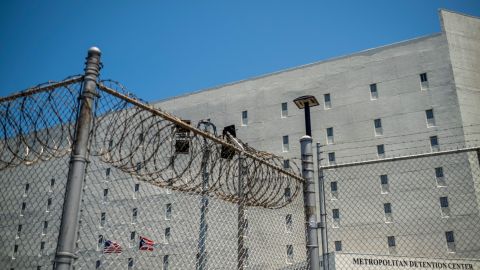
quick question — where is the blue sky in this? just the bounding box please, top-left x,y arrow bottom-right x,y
1,1 -> 479,101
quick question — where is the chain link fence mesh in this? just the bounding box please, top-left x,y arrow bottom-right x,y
320,149 -> 480,269
0,76 -> 309,270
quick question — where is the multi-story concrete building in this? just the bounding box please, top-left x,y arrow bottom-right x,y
153,9 -> 480,269
1,8 -> 479,270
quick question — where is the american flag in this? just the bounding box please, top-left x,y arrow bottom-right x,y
139,236 -> 154,251
103,240 -> 122,254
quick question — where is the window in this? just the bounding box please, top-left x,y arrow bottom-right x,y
420,73 -> 429,90
328,152 -> 336,165
128,258 -> 134,269
286,245 -> 294,264
330,182 -> 338,192
132,208 -> 138,223
21,202 -> 26,215
283,159 -> 290,169
163,255 -> 169,270
16,224 -> 22,238
282,135 -> 289,152
241,110 -> 248,126
332,209 -> 340,228
324,93 -> 331,109
387,236 -> 396,247
98,235 -> 104,250
440,197 -> 449,208
40,241 -> 45,253
139,132 -> 144,143
244,248 -> 249,267
430,136 -> 439,151
332,209 -> 340,219
281,102 -> 288,118
95,260 -> 101,269
420,73 -> 428,82
165,203 -> 172,220
108,139 -> 113,149
42,221 -> 48,235
334,241 -> 342,251
14,244 -> 19,254
134,183 -> 140,192
380,175 -> 389,193
440,197 -> 450,217
136,162 -> 141,172
445,231 -> 455,252
377,144 -> 385,158
103,189 -> 108,202
50,178 -> 55,192
384,203 -> 392,214
100,212 -> 106,227
426,109 -> 435,127
284,188 -> 292,202
24,183 -> 30,196
435,167 -> 446,187
326,127 -> 334,144
244,218 -> 249,237
370,84 -> 378,99
165,227 -> 171,243
374,119 -> 383,135
130,231 -> 136,244
46,198 -> 52,212
106,168 -> 111,177
285,214 -> 293,232
384,203 -> 393,223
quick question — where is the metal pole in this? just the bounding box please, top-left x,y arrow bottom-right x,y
54,47 -> 101,270
237,155 -> 246,270
301,136 -> 320,270
197,124 -> 212,270
316,143 -> 329,270
304,104 -> 312,137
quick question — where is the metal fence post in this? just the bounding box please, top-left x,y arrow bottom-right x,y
301,136 -> 320,270
237,155 -> 246,270
316,143 -> 329,270
197,122 -> 212,270
54,47 -> 101,270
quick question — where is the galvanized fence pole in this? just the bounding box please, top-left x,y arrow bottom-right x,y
53,47 -> 101,270
301,136 -> 320,270
237,154 -> 246,270
197,124 -> 212,270
316,143 -> 329,270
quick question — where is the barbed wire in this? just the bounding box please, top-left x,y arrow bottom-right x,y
95,80 -> 303,208
0,77 -> 84,169
0,77 -> 304,209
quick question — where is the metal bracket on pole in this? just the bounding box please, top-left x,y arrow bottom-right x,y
301,136 -> 320,270
53,47 -> 101,270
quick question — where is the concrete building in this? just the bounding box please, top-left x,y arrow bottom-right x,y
1,8 -> 479,270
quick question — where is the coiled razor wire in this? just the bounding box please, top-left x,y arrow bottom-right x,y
0,77 -> 304,209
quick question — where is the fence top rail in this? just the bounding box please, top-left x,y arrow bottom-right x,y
0,76 -> 83,103
320,146 -> 480,170
97,82 -> 304,183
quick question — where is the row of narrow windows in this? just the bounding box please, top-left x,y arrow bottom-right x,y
241,73 -> 430,126
333,230 -> 456,253
281,109 -> 438,154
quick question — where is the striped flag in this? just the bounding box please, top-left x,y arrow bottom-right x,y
103,240 -> 122,254
139,236 -> 154,251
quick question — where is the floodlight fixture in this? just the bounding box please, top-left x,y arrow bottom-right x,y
294,95 -> 319,137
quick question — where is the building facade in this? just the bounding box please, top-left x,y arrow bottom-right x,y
1,9 -> 479,270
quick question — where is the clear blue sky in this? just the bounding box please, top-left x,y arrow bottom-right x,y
1,1 -> 479,101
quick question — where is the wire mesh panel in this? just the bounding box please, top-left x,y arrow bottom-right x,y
0,78 -> 83,269
72,81 -> 308,269
320,150 -> 480,270
0,76 -> 308,270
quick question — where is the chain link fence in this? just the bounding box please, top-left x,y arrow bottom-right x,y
0,55 -> 308,269
319,147 -> 480,269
